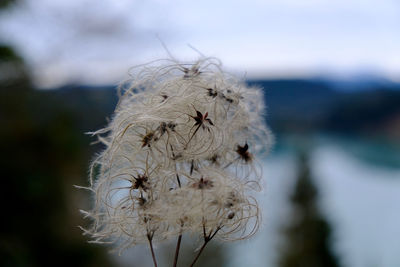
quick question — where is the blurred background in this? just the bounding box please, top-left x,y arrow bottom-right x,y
1,0 -> 399,266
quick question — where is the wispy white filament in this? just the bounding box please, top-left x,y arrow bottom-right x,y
80,57 -> 273,253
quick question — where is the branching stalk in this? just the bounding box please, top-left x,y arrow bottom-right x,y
189,227 -> 221,267
147,234 -> 158,267
189,239 -> 209,267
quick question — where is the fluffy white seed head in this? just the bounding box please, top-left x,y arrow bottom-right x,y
81,57 -> 272,253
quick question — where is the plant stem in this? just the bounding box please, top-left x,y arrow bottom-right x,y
176,174 -> 181,187
189,227 -> 221,267
172,172 -> 182,267
189,240 -> 209,267
147,235 -> 158,267
185,124 -> 201,149
173,234 -> 182,267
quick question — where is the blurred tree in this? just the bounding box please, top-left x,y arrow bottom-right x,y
0,76 -> 114,267
0,0 -> 15,9
0,3 -> 113,264
0,44 -> 31,89
278,152 -> 341,267
1,0 -> 30,88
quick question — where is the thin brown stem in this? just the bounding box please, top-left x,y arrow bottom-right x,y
172,155 -> 181,188
189,227 -> 221,267
176,173 -> 181,188
172,170 -> 182,267
189,240 -> 209,267
147,234 -> 158,267
209,226 -> 221,240
173,234 -> 182,267
185,124 -> 201,149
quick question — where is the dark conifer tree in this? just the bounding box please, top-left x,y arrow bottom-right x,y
0,3 -> 112,264
279,151 -> 341,267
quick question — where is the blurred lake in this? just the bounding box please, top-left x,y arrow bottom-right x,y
227,134 -> 400,267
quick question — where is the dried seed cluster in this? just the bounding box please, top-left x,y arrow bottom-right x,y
80,57 -> 272,253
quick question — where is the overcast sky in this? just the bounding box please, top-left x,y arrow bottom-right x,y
1,0 -> 399,88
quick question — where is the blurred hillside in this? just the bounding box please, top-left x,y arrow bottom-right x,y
39,79 -> 400,141
248,79 -> 400,139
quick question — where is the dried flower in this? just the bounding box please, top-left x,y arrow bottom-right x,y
79,57 -> 272,266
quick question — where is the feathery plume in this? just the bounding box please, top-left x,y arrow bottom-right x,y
79,57 -> 272,265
